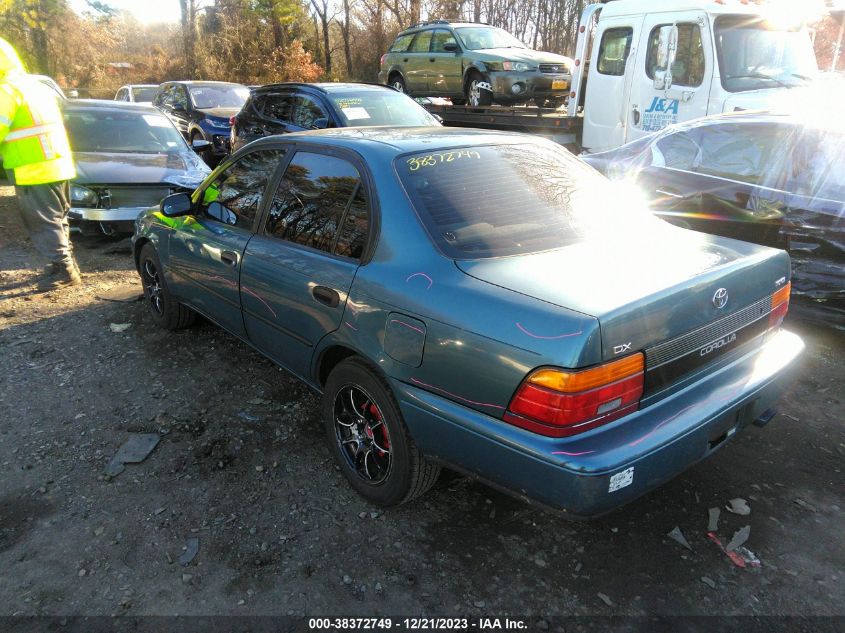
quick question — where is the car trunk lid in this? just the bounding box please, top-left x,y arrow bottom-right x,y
456,228 -> 790,391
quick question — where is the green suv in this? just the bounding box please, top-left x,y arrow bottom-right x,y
378,20 -> 573,107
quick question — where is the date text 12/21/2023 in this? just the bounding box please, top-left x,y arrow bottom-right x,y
308,617 -> 528,630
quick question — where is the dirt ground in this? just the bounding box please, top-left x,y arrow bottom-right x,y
1,185 -> 843,625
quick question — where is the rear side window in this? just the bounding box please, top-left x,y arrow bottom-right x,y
597,27 -> 633,76
264,152 -> 369,258
390,34 -> 415,52
646,24 -> 705,87
409,30 -> 433,53
692,123 -> 785,184
397,143 -> 639,258
260,93 -> 296,123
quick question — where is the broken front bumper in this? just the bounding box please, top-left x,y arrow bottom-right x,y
489,70 -> 572,102
68,207 -> 148,234
393,329 -> 803,518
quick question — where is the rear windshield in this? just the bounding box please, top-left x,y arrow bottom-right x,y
397,142 -> 650,258
330,91 -> 439,127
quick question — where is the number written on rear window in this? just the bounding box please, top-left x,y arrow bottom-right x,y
264,152 -> 370,259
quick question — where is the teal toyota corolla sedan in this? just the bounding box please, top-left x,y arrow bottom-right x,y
132,128 -> 804,517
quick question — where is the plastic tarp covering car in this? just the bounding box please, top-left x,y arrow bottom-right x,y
582,105 -> 845,325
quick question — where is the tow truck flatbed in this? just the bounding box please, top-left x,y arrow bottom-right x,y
423,103 -> 583,149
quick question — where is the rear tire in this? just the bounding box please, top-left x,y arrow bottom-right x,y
138,243 -> 195,330
323,358 -> 440,506
389,74 -> 407,94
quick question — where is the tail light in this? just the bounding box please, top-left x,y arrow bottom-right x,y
229,115 -> 237,126
504,354 -> 645,437
380,54 -> 387,67
769,281 -> 791,329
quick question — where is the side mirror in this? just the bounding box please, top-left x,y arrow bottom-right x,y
311,117 -> 330,130
192,139 -> 212,152
653,24 -> 678,90
160,192 -> 192,217
443,42 -> 459,53
207,201 -> 237,225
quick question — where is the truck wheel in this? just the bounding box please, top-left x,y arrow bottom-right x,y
390,74 -> 407,94
138,243 -> 195,330
466,73 -> 493,107
323,358 -> 440,506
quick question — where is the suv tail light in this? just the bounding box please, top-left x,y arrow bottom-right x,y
229,115 -> 237,126
380,54 -> 387,67
504,354 -> 645,437
769,281 -> 791,329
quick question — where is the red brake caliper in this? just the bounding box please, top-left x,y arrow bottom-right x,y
367,403 -> 389,455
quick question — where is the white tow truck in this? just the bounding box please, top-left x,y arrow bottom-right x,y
424,0 -> 822,152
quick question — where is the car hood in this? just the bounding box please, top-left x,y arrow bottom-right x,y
473,48 -> 572,65
72,151 -> 211,187
720,86 -> 806,113
196,107 -> 240,122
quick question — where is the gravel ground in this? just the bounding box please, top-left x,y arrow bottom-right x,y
0,185 -> 843,623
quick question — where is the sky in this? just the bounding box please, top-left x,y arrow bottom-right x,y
68,0 -> 185,24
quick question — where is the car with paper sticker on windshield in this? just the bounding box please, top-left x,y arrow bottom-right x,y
229,82 -> 441,152
63,100 -> 211,236
132,128 -> 802,517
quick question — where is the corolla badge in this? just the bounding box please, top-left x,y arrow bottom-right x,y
712,288 -> 729,309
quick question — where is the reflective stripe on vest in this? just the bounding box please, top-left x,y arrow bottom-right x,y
4,122 -> 60,141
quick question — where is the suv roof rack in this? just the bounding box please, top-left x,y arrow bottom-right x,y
407,19 -> 452,29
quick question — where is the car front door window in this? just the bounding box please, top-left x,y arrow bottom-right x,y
292,96 -> 328,129
199,149 -> 287,230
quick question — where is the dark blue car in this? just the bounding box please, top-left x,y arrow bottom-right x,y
132,128 -> 803,517
153,81 -> 250,161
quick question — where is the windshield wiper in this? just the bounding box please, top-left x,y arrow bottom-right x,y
725,74 -> 792,89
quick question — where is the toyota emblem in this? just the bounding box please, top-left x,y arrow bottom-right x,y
712,288 -> 729,309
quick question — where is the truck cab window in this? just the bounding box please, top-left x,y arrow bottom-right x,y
597,28 -> 633,76
646,24 -> 705,87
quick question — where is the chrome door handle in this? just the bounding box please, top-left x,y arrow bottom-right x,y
221,250 -> 239,267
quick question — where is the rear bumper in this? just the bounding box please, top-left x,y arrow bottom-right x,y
393,329 -> 803,518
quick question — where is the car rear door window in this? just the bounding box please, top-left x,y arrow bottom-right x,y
597,27 -> 633,76
391,34 -> 415,52
431,29 -> 458,52
409,30 -> 433,52
264,152 -> 369,258
263,93 -> 297,124
646,24 -> 705,87
655,131 -> 700,170
199,149 -> 286,229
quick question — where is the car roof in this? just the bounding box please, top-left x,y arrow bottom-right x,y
122,84 -> 158,88
64,99 -> 161,114
253,82 -> 397,95
399,21 -> 490,34
165,80 -> 245,86
247,126 -> 546,155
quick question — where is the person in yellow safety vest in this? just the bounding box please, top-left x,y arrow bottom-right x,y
0,37 -> 80,289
